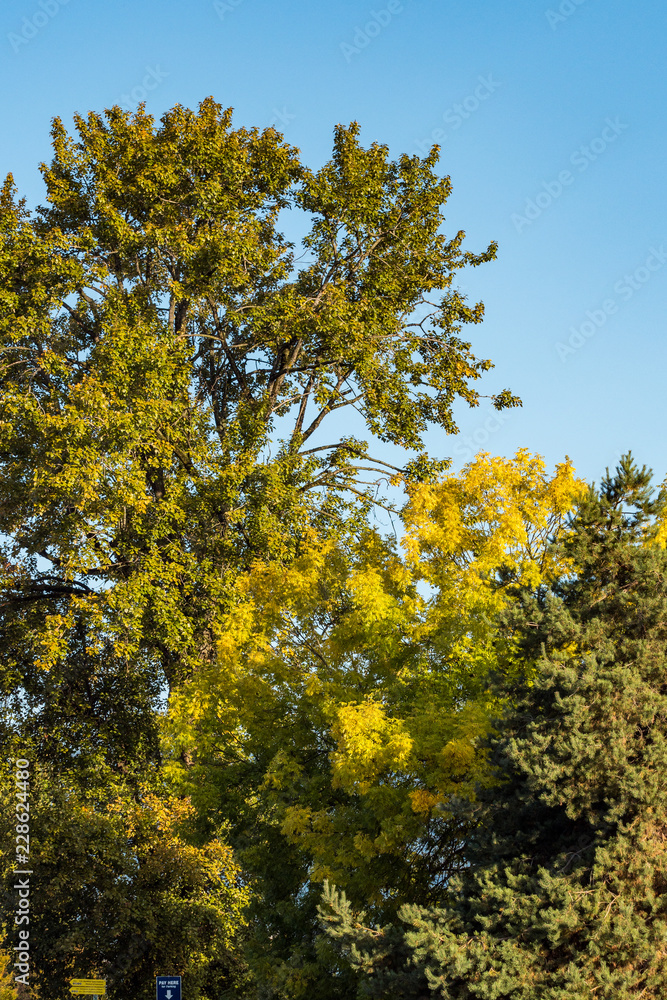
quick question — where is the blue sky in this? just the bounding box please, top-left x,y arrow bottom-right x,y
2,0 -> 665,491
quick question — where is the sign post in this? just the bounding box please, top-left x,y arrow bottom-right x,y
69,979 -> 106,997
156,975 -> 182,1000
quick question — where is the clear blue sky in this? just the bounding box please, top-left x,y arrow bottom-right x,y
2,0 -> 666,489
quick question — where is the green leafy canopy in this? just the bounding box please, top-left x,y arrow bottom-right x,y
0,97 -> 518,695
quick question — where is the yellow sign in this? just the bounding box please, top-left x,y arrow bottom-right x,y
69,980 -> 106,995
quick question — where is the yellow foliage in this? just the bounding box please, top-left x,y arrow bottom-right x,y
440,738 -> 477,777
408,789 -> 442,815
653,485 -> 667,548
0,952 -> 17,1000
331,701 -> 414,794
281,806 -> 313,839
164,448 -> 586,910
403,449 -> 586,589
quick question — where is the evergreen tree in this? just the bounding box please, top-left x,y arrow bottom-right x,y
321,455 -> 667,998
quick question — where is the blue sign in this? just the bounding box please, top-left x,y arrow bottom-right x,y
156,976 -> 181,1000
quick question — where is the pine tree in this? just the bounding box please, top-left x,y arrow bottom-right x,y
321,455 -> 667,998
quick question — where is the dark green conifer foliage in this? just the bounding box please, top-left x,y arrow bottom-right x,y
321,455 -> 667,998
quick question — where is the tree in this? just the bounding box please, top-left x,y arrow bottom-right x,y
320,455 -> 667,999
165,450 -> 583,996
0,762 -> 251,1000
0,951 -> 18,1000
0,97 -> 517,707
0,98 -> 517,998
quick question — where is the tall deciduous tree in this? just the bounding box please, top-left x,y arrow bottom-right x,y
0,97 -> 517,712
321,455 -> 667,999
0,98 -> 517,999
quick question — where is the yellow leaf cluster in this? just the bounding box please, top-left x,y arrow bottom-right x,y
403,449 -> 586,589
163,449 -> 586,909
331,700 -> 414,794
